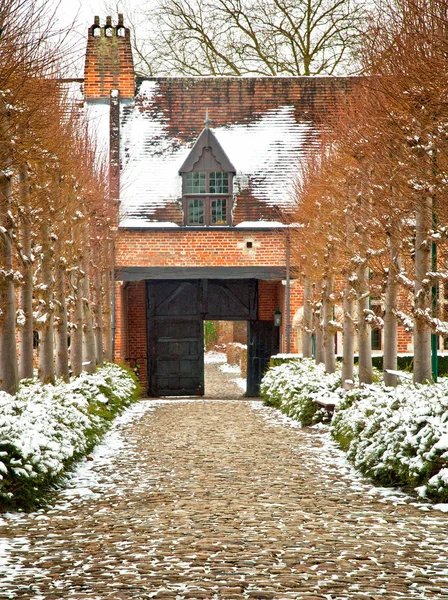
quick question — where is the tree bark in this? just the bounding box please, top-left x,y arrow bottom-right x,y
17,166 -> 34,380
0,104 -> 18,394
37,219 -> 55,384
357,259 -> 373,384
302,276 -> 313,358
413,196 -> 433,383
102,270 -> 113,362
54,255 -> 69,381
313,281 -> 324,364
322,271 -> 336,373
0,176 -> 19,394
70,269 -> 83,377
357,167 -> 373,385
383,235 -> 401,387
342,278 -> 356,388
93,268 -> 103,367
81,229 -> 96,374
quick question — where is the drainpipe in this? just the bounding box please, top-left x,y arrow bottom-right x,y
286,228 -> 291,353
111,243 -> 116,361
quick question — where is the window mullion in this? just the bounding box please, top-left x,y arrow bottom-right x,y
205,195 -> 210,226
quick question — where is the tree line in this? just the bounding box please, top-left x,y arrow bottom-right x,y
0,0 -> 114,395
292,0 -> 448,386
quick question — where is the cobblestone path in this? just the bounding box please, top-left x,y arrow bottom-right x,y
1,399 -> 448,600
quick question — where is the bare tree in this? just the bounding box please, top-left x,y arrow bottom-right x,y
128,0 -> 367,76
0,99 -> 19,394
17,165 -> 34,380
301,276 -> 313,357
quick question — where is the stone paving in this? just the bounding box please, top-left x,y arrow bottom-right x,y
1,399 -> 448,600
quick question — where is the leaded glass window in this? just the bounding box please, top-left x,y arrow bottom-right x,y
188,199 -> 204,225
209,172 -> 228,193
186,172 -> 206,194
211,199 -> 227,224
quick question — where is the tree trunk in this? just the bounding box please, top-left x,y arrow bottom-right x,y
342,278 -> 356,388
102,270 -> 113,362
17,166 -> 34,380
0,104 -> 18,395
70,269 -> 83,377
0,177 -> 19,394
302,277 -> 313,358
357,168 -> 373,385
54,256 -> 69,381
322,271 -> 336,373
81,230 -> 96,373
93,269 -> 103,367
37,219 -> 55,384
357,260 -> 373,384
313,281 -> 324,365
383,235 -> 401,387
413,196 -> 433,383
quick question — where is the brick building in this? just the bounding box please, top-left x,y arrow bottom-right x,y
81,15 -> 408,396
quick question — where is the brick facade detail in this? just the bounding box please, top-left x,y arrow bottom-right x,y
116,229 -> 288,268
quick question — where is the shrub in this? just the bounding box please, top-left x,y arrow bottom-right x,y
331,379 -> 448,501
0,363 -> 139,511
262,357 -> 448,502
260,358 -> 341,426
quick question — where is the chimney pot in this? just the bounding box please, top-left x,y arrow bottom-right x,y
84,14 -> 134,99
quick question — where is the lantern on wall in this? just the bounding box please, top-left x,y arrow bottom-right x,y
274,307 -> 282,327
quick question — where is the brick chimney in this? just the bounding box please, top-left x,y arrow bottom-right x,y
84,14 -> 134,99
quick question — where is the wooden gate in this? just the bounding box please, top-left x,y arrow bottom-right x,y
247,321 -> 279,397
147,279 -> 263,397
147,281 -> 204,396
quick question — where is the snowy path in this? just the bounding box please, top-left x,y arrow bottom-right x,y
1,399 -> 448,599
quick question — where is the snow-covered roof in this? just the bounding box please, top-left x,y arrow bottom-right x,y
86,76 -> 353,226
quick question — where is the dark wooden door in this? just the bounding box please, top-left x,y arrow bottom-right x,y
147,281 -> 204,396
247,321 -> 279,397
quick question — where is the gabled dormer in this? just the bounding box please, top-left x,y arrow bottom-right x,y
179,116 -> 236,226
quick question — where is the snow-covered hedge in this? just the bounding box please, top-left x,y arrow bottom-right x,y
0,363 -> 140,510
261,358 -> 448,502
260,358 -> 341,425
331,381 -> 448,502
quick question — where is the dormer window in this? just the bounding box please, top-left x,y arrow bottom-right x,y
186,172 -> 206,194
179,115 -> 236,227
210,172 -> 228,193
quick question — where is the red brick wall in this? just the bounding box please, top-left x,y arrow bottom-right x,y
258,280 -> 280,321
233,321 -> 247,344
398,329 -> 413,353
279,281 -> 303,353
126,281 -> 147,389
216,321 -> 234,345
114,282 -> 127,362
116,229 -> 287,268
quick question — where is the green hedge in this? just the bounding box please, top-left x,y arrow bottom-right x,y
0,363 -> 140,511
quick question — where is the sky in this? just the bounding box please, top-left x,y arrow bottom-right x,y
53,0 -> 146,76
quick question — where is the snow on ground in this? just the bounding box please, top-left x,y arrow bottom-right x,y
232,378 -> 247,392
213,353 -> 247,393
219,362 -> 241,374
2,397 -> 448,595
204,351 -> 227,364
250,401 -> 448,512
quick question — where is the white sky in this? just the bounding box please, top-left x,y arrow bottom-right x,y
53,0 -> 146,77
